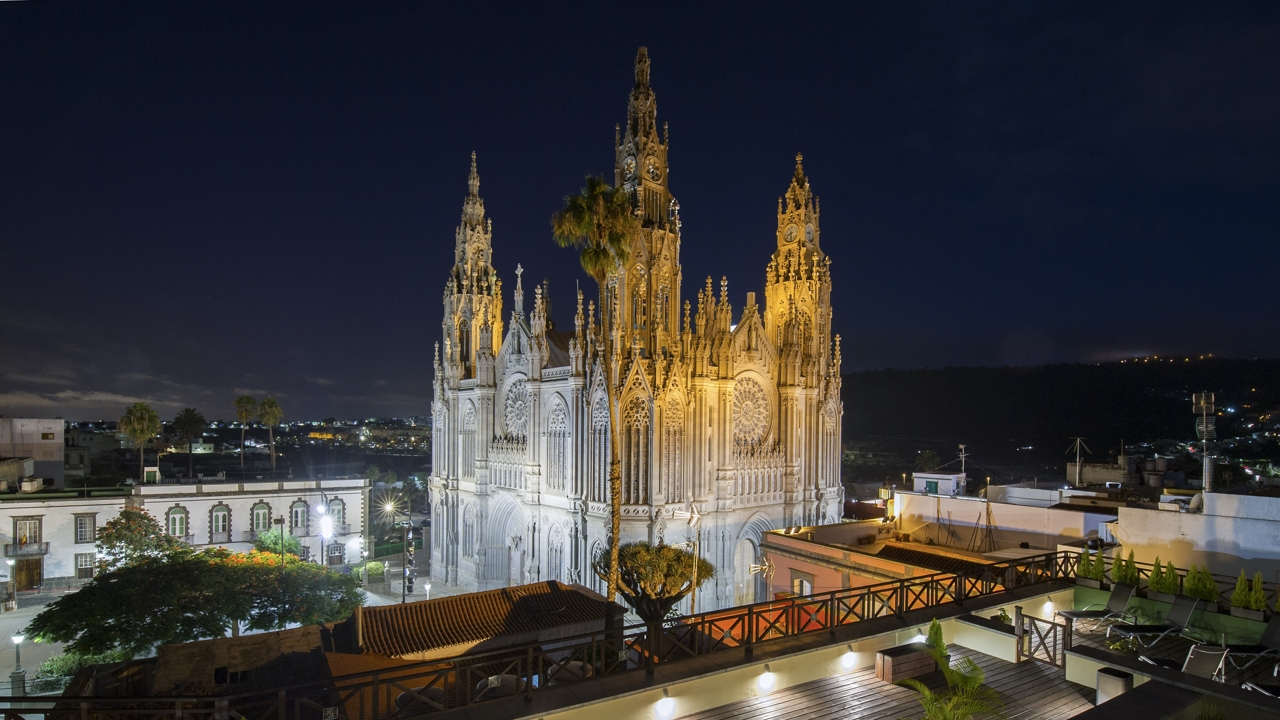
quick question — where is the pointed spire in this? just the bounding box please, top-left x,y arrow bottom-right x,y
468,150 -> 480,197
513,264 -> 524,318
635,46 -> 651,87
794,152 -> 805,183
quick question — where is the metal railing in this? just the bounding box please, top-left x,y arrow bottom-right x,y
211,531 -> 231,544
0,551 -> 1077,720
2,542 -> 49,557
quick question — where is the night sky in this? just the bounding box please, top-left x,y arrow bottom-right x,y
2,3 -> 1277,421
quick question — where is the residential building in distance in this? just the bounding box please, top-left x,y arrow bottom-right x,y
0,417 -> 65,485
0,478 -> 371,591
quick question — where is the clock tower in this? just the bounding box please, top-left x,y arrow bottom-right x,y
611,47 -> 682,360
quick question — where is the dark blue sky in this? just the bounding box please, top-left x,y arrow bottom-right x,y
2,2 -> 1277,420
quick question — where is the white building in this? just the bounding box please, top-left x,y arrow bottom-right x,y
428,49 -> 845,611
0,418 -> 64,485
0,478 -> 370,591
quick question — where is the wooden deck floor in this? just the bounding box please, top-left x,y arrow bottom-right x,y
677,645 -> 1094,720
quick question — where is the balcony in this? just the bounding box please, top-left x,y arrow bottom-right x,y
242,530 -> 260,543
290,526 -> 308,537
210,531 -> 231,544
3,542 -> 49,558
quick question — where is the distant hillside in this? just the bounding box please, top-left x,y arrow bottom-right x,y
840,358 -> 1280,465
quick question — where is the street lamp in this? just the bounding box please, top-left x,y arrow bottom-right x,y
318,500 -> 333,567
10,634 -> 24,697
5,559 -> 13,611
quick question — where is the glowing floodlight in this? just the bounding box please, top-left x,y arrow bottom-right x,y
757,663 -> 775,691
655,689 -> 674,718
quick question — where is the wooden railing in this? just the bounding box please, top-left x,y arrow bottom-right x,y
0,551 -> 1079,720
1015,606 -> 1071,667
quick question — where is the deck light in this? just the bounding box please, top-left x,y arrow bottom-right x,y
840,645 -> 857,670
757,664 -> 775,691
655,688 -> 674,718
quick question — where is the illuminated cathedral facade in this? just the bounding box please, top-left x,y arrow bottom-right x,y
428,48 -> 843,610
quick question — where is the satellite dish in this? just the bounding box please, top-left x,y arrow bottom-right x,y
1189,493 -> 1204,513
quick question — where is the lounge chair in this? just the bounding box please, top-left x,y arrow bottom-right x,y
1224,612 -> 1280,669
1055,582 -> 1136,631
1244,663 -> 1280,697
1107,595 -> 1199,648
1139,644 -> 1227,682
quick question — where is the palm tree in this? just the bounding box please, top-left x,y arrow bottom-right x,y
552,175 -> 640,603
916,450 -> 940,472
898,644 -> 1004,720
172,408 -> 207,479
234,395 -> 258,473
118,402 -> 162,482
257,397 -> 283,475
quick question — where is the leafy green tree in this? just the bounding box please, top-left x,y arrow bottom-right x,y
553,175 -> 640,602
172,407 -> 207,479
253,526 -> 303,556
1231,569 -> 1251,609
95,508 -> 190,572
258,397 -> 283,473
234,395 -> 258,472
898,644 -> 1004,720
26,549 -> 362,656
926,618 -> 945,650
1251,571 -> 1270,612
118,402 -> 162,482
592,541 -> 714,624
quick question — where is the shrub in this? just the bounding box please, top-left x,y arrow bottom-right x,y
1150,561 -> 1180,595
1249,571 -> 1270,612
926,618 -> 944,650
1078,550 -> 1105,581
1184,565 -> 1220,603
1231,570 -> 1251,609
1110,550 -> 1140,586
352,561 -> 386,582
1148,557 -> 1165,592
34,650 -> 132,680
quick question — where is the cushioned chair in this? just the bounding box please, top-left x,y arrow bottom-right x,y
1056,582 -> 1136,631
1224,612 -> 1280,669
1107,595 -> 1199,648
1139,644 -> 1227,682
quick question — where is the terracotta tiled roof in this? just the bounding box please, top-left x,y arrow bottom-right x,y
360,581 -> 618,658
875,545 -> 991,575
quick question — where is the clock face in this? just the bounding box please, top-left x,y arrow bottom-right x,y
645,157 -> 660,180
622,155 -> 637,178
805,224 -> 814,243
784,224 -> 798,243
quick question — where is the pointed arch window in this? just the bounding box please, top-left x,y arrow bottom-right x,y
547,402 -> 570,493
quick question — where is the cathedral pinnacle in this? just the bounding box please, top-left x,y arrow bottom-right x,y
468,150 -> 479,197
794,153 -> 805,183
635,47 -> 651,87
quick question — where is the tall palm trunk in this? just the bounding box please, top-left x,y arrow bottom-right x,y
604,285 -> 624,604
268,427 -> 276,474
139,443 -> 146,483
187,432 -> 195,478
240,426 -> 246,471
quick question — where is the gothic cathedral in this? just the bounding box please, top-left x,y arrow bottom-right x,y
429,48 -> 844,611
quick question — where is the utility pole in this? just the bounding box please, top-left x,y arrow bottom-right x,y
958,445 -> 968,474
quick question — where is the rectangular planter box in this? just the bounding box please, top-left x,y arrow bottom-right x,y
1147,591 -> 1176,604
1076,578 -> 1109,590
876,643 -> 942,683
1231,606 -> 1266,622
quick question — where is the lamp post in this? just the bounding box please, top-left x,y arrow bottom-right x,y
673,504 -> 702,613
4,559 -> 13,612
273,516 -> 286,628
10,634 -> 24,697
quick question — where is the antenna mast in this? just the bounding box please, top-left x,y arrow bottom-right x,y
1066,437 -> 1091,487
958,444 -> 968,474
1193,393 -> 1215,492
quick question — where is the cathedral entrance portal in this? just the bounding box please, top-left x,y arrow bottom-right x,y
733,539 -> 757,606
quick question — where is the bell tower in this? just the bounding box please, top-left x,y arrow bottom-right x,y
764,154 -> 832,380
442,152 -> 503,380
612,47 -> 682,360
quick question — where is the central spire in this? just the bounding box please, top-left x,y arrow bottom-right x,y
635,46 -> 651,87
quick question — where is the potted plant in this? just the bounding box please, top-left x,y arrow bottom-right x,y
1184,565 -> 1221,613
924,618 -> 951,670
1147,559 -> 1180,604
1076,549 -> 1108,590
1111,549 -> 1140,587
1230,570 -> 1270,621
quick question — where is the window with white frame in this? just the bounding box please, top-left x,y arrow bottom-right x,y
211,505 -> 229,537
74,514 -> 96,544
252,503 -> 271,533
328,499 -> 345,528
167,507 -> 188,538
75,553 -> 95,580
290,501 -> 308,533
